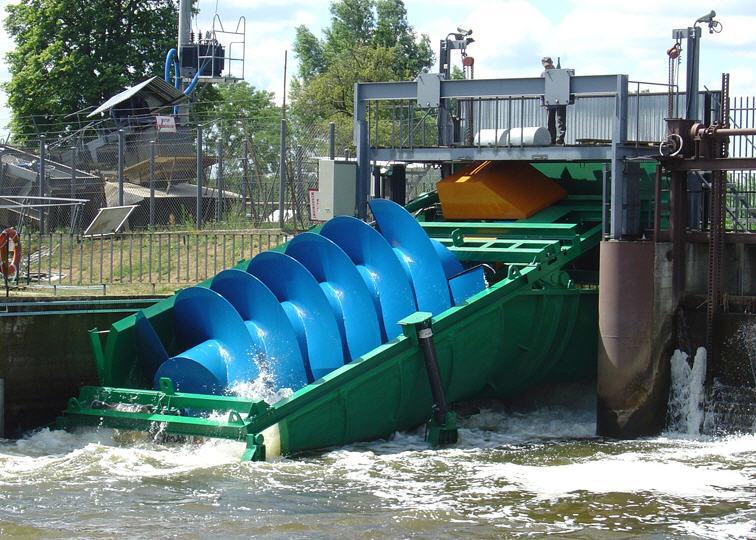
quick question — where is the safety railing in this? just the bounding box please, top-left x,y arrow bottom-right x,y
366,89 -> 717,149
9,229 -> 290,294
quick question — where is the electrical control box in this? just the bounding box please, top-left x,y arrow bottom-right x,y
315,159 -> 357,221
543,68 -> 574,106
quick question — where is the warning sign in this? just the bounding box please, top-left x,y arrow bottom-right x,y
308,189 -> 321,221
156,115 -> 177,133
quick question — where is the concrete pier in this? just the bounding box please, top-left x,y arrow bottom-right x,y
597,240 -> 675,437
598,238 -> 755,438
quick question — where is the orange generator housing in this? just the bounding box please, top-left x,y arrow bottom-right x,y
437,161 -> 567,220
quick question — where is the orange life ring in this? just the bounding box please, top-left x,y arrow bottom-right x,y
0,227 -> 21,280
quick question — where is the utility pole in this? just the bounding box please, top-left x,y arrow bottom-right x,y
176,0 -> 192,122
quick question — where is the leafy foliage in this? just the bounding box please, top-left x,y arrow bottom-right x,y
4,0 -> 179,141
200,81 -> 282,176
290,0 -> 433,150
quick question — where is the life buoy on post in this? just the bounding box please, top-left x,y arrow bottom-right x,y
0,227 -> 21,280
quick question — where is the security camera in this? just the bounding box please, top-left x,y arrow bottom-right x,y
457,26 -> 473,36
695,10 -> 716,25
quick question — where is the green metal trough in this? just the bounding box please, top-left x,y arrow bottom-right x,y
58,195 -> 601,461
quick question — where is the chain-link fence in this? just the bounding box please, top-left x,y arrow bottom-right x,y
1,109 -> 444,237
0,111 -> 344,234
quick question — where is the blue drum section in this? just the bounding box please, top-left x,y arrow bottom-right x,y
320,216 -> 416,341
134,203 -> 487,396
369,199 -> 453,316
247,251 -> 343,382
152,287 -> 258,394
210,269 -> 309,390
285,233 -> 382,362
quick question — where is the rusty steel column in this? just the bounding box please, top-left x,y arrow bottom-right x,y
706,73 -> 731,362
654,164 -> 662,241
597,240 -> 671,438
670,170 -> 687,299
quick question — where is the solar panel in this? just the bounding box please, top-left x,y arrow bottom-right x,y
83,205 -> 137,236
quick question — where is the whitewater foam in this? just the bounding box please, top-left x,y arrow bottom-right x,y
668,347 -> 708,435
227,354 -> 294,404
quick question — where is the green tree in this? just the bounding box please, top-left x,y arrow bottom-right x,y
290,0 -> 433,149
4,0 -> 179,142
201,81 -> 281,176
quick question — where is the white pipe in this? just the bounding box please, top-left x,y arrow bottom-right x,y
474,129 -> 509,146
508,126 -> 552,146
474,126 -> 552,146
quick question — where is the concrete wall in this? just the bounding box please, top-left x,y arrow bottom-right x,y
0,298 -> 160,437
685,242 -> 756,296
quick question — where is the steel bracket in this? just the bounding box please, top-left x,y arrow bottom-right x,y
241,434 -> 266,462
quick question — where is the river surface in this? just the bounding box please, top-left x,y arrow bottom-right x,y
1,380 -> 754,539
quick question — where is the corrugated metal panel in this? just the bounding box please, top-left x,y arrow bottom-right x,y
465,92 -> 718,145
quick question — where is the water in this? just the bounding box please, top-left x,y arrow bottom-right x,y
668,347 -> 708,435
1,381 -> 755,538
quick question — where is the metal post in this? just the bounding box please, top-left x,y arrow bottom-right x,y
373,165 -> 382,199
685,26 -> 702,121
177,0 -> 192,52
0,377 -> 4,439
38,135 -> 46,234
278,118 -> 287,228
242,138 -> 249,220
356,119 -> 369,219
677,26 -> 703,230
400,313 -> 458,447
117,129 -> 125,207
294,144 -> 303,225
329,121 -> 336,160
69,145 -> 77,230
216,135 -> 224,223
610,75 -> 629,239
176,0 -> 192,121
149,140 -> 156,228
654,164 -> 662,241
670,171 -> 687,299
196,124 -> 203,229
390,163 -> 407,205
0,147 -> 5,192
354,83 -> 370,219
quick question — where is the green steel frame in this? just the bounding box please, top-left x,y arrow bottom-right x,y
58,199 -> 601,461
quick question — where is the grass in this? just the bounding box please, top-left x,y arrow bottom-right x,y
5,229 -> 289,298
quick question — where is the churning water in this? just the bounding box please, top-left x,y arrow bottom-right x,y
1,370 -> 754,538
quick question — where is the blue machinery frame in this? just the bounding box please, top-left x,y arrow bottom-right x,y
352,74 -> 650,239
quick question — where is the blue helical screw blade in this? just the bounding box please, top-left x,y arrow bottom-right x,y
211,269 -> 309,391
286,232 -> 382,361
247,251 -> 343,382
448,265 -> 487,305
430,238 -> 464,278
134,311 -> 169,377
153,286 -> 258,394
320,216 -> 416,340
369,198 -> 452,316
